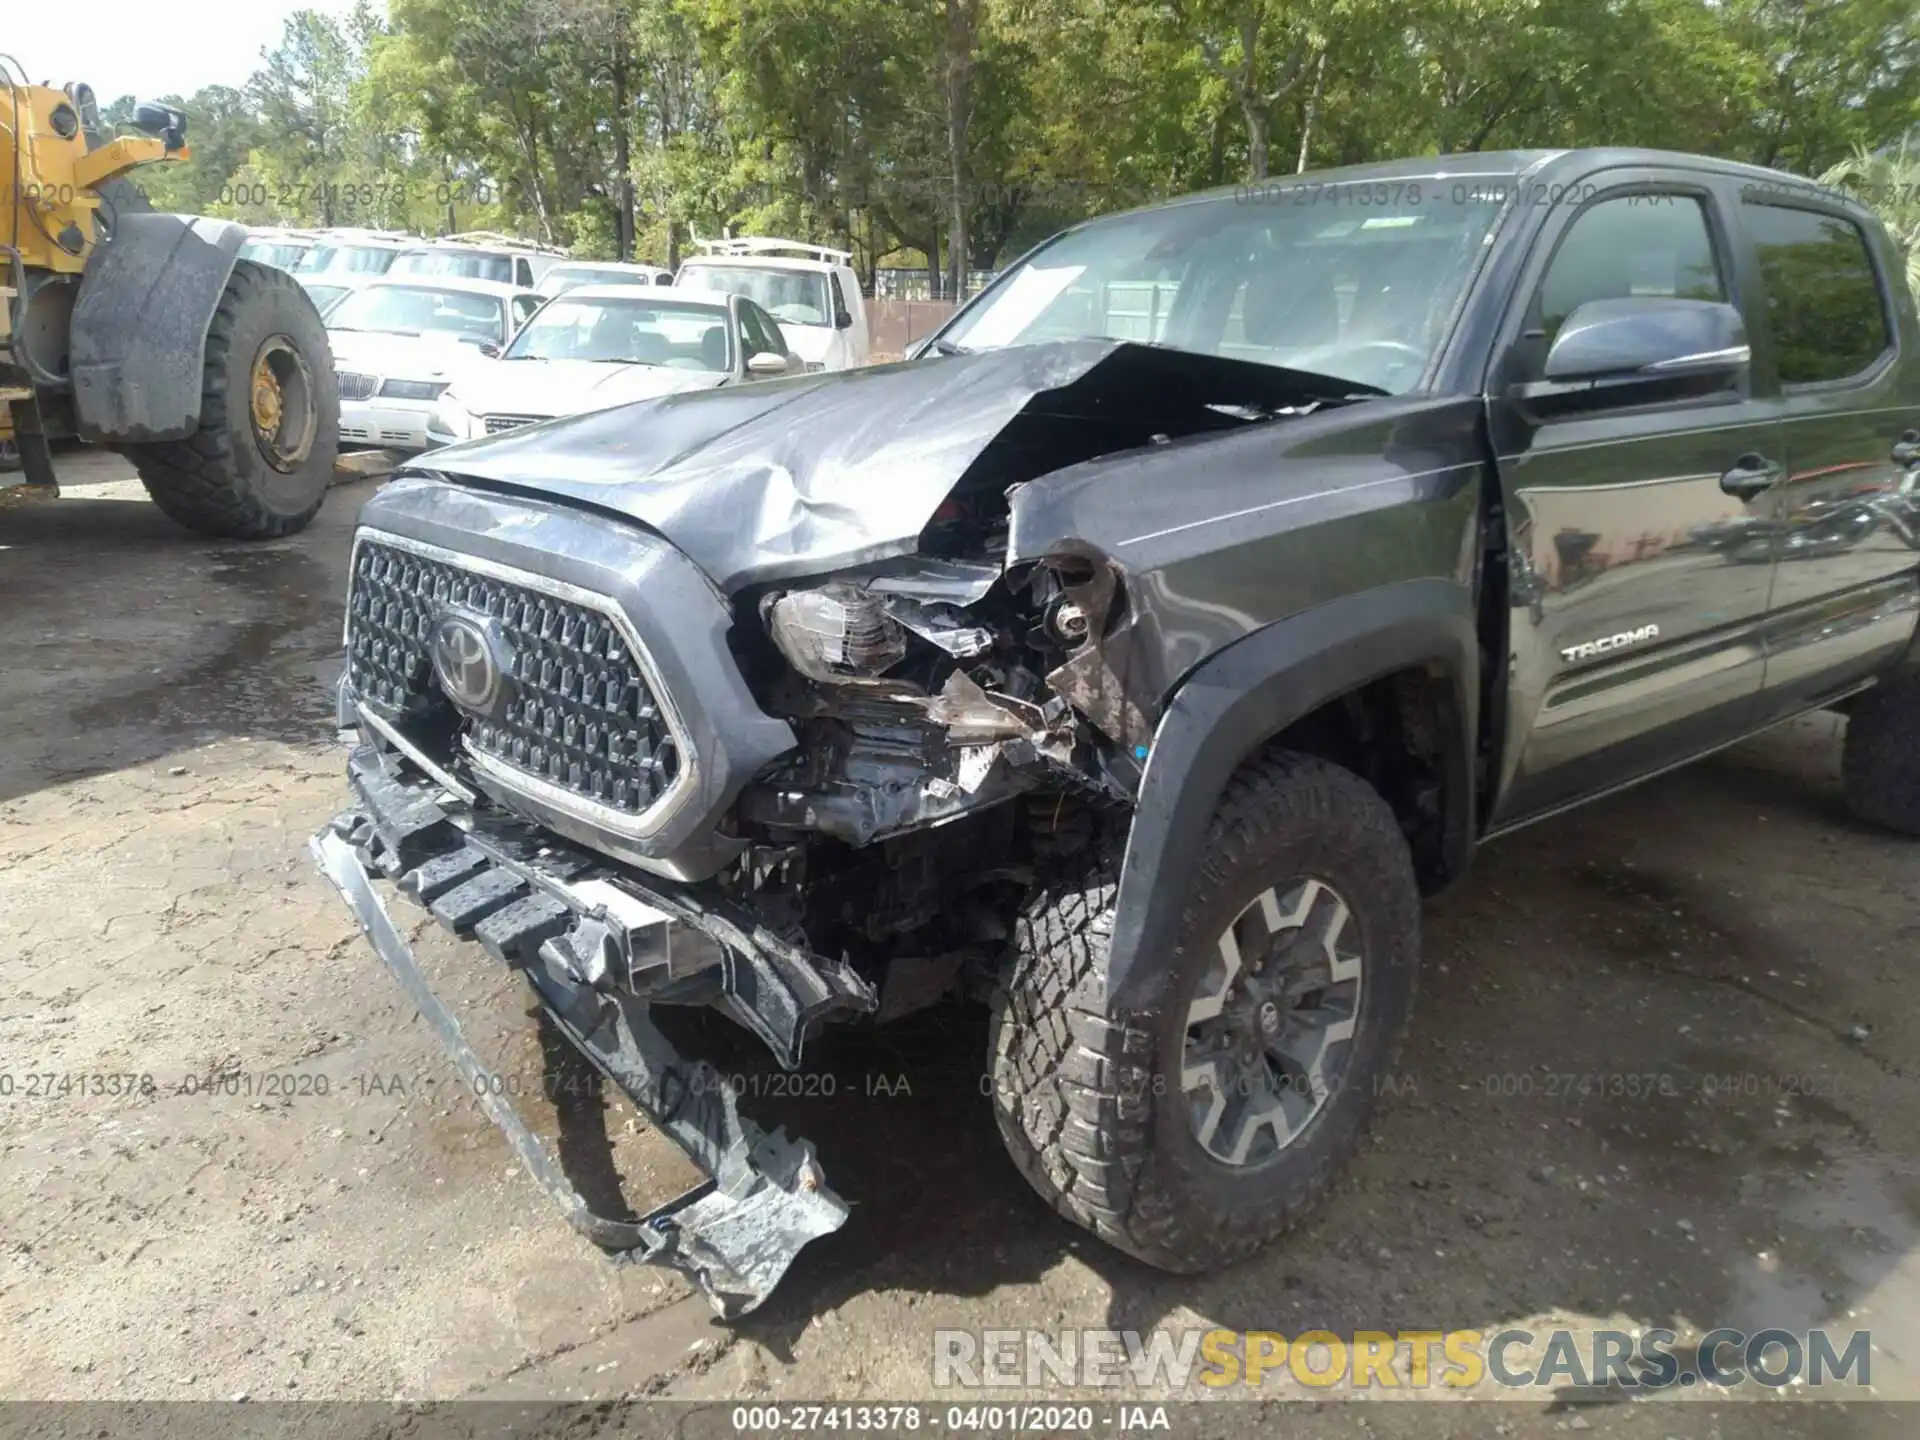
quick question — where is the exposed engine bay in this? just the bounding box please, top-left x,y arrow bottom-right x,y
721,552 -> 1134,1023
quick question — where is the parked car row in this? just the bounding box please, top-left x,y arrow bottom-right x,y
245,230 -> 877,451
325,276 -> 542,449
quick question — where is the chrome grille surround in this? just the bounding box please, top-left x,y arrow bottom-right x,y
344,530 -> 697,839
337,371 -> 378,401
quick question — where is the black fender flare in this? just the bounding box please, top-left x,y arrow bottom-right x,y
69,214 -> 247,442
1104,578 -> 1479,1012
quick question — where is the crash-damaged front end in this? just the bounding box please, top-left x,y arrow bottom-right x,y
314,337 -> 1388,1314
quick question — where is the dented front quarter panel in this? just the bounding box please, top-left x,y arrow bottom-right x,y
1007,395 -> 1490,710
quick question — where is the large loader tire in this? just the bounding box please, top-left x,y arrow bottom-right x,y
128,259 -> 338,539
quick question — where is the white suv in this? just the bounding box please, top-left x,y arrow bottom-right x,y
673,238 -> 870,371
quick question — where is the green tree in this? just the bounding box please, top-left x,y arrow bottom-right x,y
250,9 -> 359,223
1823,139 -> 1920,300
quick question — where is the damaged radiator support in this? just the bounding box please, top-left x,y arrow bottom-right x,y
311,747 -> 875,1317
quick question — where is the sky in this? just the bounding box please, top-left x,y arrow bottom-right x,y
6,0 -> 381,107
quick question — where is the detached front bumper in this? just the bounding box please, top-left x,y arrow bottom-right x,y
312,744 -> 875,1317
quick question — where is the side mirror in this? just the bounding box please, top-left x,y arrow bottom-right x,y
746,351 -> 789,376
478,342 -> 501,359
132,100 -> 188,153
1517,297 -> 1748,416
834,308 -> 854,330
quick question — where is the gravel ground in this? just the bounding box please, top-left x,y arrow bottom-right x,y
3,450 -> 1918,1436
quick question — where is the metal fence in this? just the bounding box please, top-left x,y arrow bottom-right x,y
866,280 -> 1191,362
868,298 -> 960,361
1101,281 -> 1180,344
872,268 -> 997,302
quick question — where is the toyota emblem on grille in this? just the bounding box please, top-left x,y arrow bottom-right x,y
430,613 -> 507,714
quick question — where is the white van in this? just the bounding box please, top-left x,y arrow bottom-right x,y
673,237 -> 870,371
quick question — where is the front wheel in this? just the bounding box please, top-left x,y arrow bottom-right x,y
988,752 -> 1421,1271
1842,674 -> 1920,835
128,258 -> 339,539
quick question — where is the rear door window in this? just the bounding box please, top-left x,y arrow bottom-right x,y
1741,203 -> 1892,385
738,301 -> 786,357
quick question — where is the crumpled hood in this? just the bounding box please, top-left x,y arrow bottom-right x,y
410,338 -> 1371,593
447,358 -> 726,419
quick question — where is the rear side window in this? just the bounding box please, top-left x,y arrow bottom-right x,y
1742,203 -> 1891,385
738,301 -> 786,357
1536,195 -> 1727,349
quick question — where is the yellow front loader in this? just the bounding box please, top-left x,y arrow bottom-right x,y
2,64 -> 338,536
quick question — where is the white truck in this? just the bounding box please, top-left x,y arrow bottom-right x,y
673,237 -> 871,371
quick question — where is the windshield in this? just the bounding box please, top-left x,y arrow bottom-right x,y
296,244 -> 400,276
237,240 -> 309,270
389,250 -> 513,284
327,284 -> 504,343
677,263 -> 830,326
302,282 -> 351,315
504,296 -> 733,371
938,184 -> 1509,393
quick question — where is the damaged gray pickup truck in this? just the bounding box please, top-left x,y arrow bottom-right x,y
316,147 -> 1920,1315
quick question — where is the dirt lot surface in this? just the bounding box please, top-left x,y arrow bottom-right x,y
4,450 -> 1919,1436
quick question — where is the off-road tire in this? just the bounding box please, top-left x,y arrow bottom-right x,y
129,259 -> 338,539
988,751 -> 1421,1271
1842,674 -> 1920,835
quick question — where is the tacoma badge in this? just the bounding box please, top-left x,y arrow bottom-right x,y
1560,624 -> 1660,663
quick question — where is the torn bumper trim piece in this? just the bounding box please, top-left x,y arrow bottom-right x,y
311,749 -> 873,1317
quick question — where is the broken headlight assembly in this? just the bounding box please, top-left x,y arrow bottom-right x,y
762,582 -> 907,683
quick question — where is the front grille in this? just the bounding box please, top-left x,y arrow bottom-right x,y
347,539 -> 682,816
379,378 -> 448,401
338,371 -> 378,401
483,413 -> 548,435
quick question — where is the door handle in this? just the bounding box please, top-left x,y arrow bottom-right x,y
1720,453 -> 1782,500
1893,430 -> 1920,467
